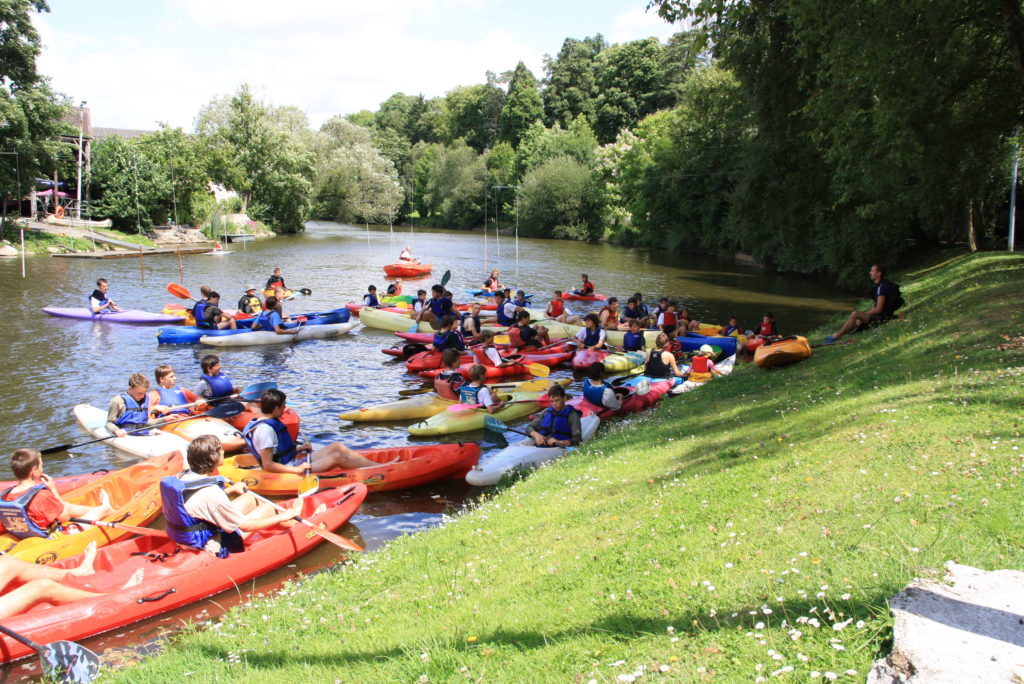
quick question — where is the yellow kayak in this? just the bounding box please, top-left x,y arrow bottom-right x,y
1,450 -> 182,564
408,390 -> 544,436
359,307 -> 434,333
339,378 -> 571,422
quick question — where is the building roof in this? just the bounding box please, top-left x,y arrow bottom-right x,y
91,127 -> 153,141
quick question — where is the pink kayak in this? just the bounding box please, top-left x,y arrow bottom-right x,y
42,307 -> 185,325
418,350 -> 574,380
561,292 -> 608,302
538,380 -> 674,418
572,349 -> 610,371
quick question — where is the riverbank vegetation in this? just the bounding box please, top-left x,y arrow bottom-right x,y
110,251 -> 1024,681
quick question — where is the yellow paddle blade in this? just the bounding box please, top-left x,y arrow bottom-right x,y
519,378 -> 552,391
524,362 -> 550,377
299,472 -> 319,497
494,335 -> 511,345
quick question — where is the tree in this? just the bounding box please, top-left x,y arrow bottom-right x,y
542,35 -> 607,127
499,62 -> 543,147
516,115 -> 599,174
592,38 -> 673,143
412,140 -> 487,228
88,136 -> 171,230
519,156 -> 602,240
442,80 -> 506,152
313,117 -> 402,224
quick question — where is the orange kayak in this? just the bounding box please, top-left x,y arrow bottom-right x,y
220,442 -> 480,494
0,450 -> 182,564
383,262 -> 433,277
226,404 -> 301,441
754,335 -> 812,368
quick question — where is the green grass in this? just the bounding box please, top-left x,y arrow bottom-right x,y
109,251 -> 1024,683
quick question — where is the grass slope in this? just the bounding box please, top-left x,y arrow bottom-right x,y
112,252 -> 1024,683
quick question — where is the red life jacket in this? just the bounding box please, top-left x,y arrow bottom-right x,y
691,355 -> 710,373
581,281 -> 594,295
507,326 -> 526,348
599,306 -> 616,324
434,370 -> 464,400
758,320 -> 776,336
548,299 -> 564,317
661,311 -> 677,328
472,346 -> 500,367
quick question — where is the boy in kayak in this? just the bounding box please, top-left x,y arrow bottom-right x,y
195,292 -> 238,330
582,362 -> 626,411
482,269 -> 503,293
460,303 -> 483,339
492,290 -> 518,327
162,435 -> 306,558
459,365 -> 505,413
722,315 -> 742,337
657,301 -> 679,337
598,297 -> 620,330
413,284 -> 455,329
572,273 -> 595,296
251,296 -> 298,336
194,355 -> 239,405
473,330 -> 517,368
434,349 -> 466,400
386,279 -> 402,296
89,278 -> 121,313
399,246 -> 418,263
644,333 -> 687,379
149,365 -> 201,417
622,319 -> 646,352
526,385 -> 582,447
236,285 -> 262,315
509,310 -> 550,349
412,289 -> 427,314
432,315 -> 466,352
546,291 -> 583,326
574,313 -> 606,351
106,373 -> 164,437
242,389 -> 388,473
363,285 -> 380,308
265,267 -> 287,292
0,448 -> 113,541
620,297 -> 651,329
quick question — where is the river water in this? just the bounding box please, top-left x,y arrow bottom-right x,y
0,221 -> 853,677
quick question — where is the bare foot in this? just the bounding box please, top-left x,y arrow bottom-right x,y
98,489 -> 112,509
72,542 -> 98,576
121,568 -> 144,589
312,504 -> 327,516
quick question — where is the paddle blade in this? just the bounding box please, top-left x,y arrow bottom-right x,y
494,335 -> 511,345
519,378 -> 552,391
239,381 -> 278,401
407,320 -> 420,333
299,288 -> 313,295
524,363 -> 550,378
42,640 -> 101,683
440,270 -> 452,287
483,415 -> 508,432
205,401 -> 245,419
299,473 -> 319,497
167,283 -> 194,301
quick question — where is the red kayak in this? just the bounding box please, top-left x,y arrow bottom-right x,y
418,350 -> 574,380
0,470 -> 106,494
572,349 -> 610,371
407,344 -> 576,373
227,404 -> 301,440
0,484 -> 366,665
539,380 -> 674,418
383,262 -> 433,277
454,302 -> 497,312
561,292 -> 608,301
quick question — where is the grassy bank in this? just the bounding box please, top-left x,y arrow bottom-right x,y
0,224 -> 156,254
113,252 -> 1023,683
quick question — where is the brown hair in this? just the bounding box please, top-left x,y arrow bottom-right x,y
469,364 -> 487,382
200,354 -> 220,374
187,435 -> 223,474
154,364 -> 174,384
128,373 -> 149,390
442,348 -> 461,368
260,388 -> 287,413
10,449 -> 41,480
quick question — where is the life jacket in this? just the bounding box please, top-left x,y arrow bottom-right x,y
758,320 -> 777,336
434,370 -> 465,401
459,314 -> 480,336
429,297 -> 452,319
513,298 -> 528,309
581,281 -> 594,295
192,300 -> 210,328
239,295 -> 262,314
472,345 -> 501,367
538,405 -> 578,442
723,325 -> 740,336
599,306 -> 613,323
637,303 -> 650,317
507,325 -> 526,348
433,330 -> 463,351
621,306 -> 640,320
645,350 -> 674,378
581,328 -> 602,348
89,289 -> 109,310
115,392 -> 151,429
582,378 -> 610,407
459,385 -> 482,404
548,299 -> 564,317
623,331 -> 645,351
242,418 -> 298,466
496,303 -> 516,326
157,386 -> 189,415
364,293 -> 380,307
160,473 -> 242,558
201,372 -> 234,401
691,355 -> 711,373
0,484 -> 57,539
253,309 -> 283,331
267,276 -> 285,289
660,311 -> 677,328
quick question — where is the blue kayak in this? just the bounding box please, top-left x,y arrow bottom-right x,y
156,307 -> 350,345
464,289 -> 534,299
680,332 -> 736,357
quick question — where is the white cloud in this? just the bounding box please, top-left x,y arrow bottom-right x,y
607,6 -> 681,44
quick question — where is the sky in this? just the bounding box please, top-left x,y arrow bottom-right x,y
34,0 -> 682,133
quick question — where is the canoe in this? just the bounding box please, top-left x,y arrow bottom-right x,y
156,307 -> 351,345
199,321 -> 358,346
383,262 -> 433,277
339,378 -> 572,422
417,350 -> 574,380
227,405 -> 300,440
74,404 -> 190,459
42,307 -> 184,325
408,390 -> 546,436
159,414 -> 244,452
754,335 -> 812,369
345,303 -> 409,317
163,304 -> 248,327
383,294 -> 414,305
572,349 -> 609,371
262,288 -> 294,299
0,450 -> 182,563
405,343 -> 575,374
540,380 -> 674,419
572,349 -> 644,373
745,336 -> 767,353
466,414 -> 602,486
359,307 -> 435,333
0,484 -> 366,665
221,443 -> 479,493
561,292 -> 608,301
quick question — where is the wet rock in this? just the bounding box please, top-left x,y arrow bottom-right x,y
0,244 -> 18,256
869,562 -> 1024,683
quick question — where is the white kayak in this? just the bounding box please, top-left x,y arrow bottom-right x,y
669,355 -> 736,395
73,404 -> 189,459
199,321 -> 358,346
466,414 -> 601,486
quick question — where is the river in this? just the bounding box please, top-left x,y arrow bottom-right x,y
0,221 -> 853,677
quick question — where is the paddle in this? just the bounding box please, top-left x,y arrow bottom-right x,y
440,270 -> 451,288
167,283 -> 196,301
296,434 -> 319,496
515,361 -> 550,378
0,624 -> 100,683
227,482 -> 363,552
40,402 -> 244,455
159,381 -> 276,413
447,398 -> 542,412
298,288 -> 313,295
483,414 -> 532,437
70,517 -> 169,538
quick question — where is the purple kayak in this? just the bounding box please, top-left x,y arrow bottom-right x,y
42,307 -> 185,325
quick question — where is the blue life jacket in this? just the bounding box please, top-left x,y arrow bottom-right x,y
496,303 -> 516,326
0,484 -> 56,539
253,310 -> 282,331
157,387 -> 189,415
723,324 -> 740,336
459,385 -> 482,404
582,378 -> 611,407
242,418 -> 297,466
539,405 -> 578,442
429,297 -> 452,318
513,298 -> 528,308
115,392 -> 150,429
638,303 -> 650,317
581,328 -> 602,347
192,300 -> 210,329
364,293 -> 379,307
159,473 -> 242,558
201,372 -> 234,401
433,330 -> 465,352
623,331 -> 645,351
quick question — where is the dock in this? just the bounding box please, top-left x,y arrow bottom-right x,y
52,246 -> 213,259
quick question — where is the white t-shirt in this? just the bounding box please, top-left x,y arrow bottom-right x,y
413,300 -> 424,312
477,386 -> 496,408
179,471 -> 246,555
502,301 -> 518,320
484,346 -> 504,366
89,295 -> 107,311
249,421 -> 279,455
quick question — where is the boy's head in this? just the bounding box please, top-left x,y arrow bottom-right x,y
584,313 -> 600,327
265,295 -> 279,310
469,364 -> 487,382
208,291 -> 220,303
553,290 -> 563,298
10,448 -> 42,480
431,284 -> 444,295
479,330 -> 495,344
728,316 -> 738,326
368,285 -> 377,293
655,332 -> 669,348
547,384 -> 567,410
628,319 -> 641,331
494,291 -> 505,301
96,278 -> 108,288
200,354 -> 221,375
127,373 -> 150,399
417,289 -> 426,298
516,290 -> 526,300
442,348 -> 461,369
154,364 -> 175,385
259,388 -> 287,414
587,362 -> 606,381
515,310 -> 531,323
763,311 -> 774,321
440,315 -> 458,329
607,297 -> 618,307
187,435 -> 224,474
581,273 -> 589,281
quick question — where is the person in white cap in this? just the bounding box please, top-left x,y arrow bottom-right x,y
237,285 -> 262,315
686,344 -> 722,382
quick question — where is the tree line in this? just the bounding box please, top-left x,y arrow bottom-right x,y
1,1 -> 1020,285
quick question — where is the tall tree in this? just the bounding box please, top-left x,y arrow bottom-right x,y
499,62 -> 543,147
542,35 -> 607,127
442,79 -> 506,152
592,38 -> 673,143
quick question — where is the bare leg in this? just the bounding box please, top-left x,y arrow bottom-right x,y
0,578 -> 104,619
311,443 -> 396,470
832,311 -> 870,340
66,489 -> 112,522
